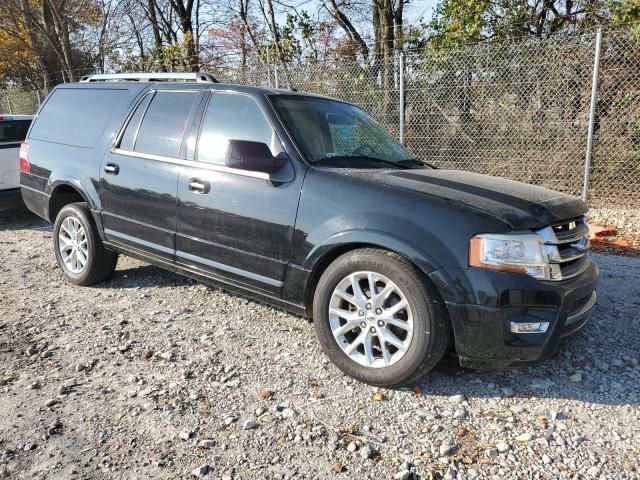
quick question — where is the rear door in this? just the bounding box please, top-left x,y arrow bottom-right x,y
175,91 -> 301,294
0,118 -> 31,191
100,89 -> 201,260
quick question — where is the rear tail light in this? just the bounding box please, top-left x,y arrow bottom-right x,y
19,143 -> 30,174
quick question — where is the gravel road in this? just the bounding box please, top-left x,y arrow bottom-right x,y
1,209 -> 639,480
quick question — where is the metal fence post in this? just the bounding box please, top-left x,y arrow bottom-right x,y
274,64 -> 279,89
399,52 -> 405,145
266,49 -> 271,88
583,28 -> 602,205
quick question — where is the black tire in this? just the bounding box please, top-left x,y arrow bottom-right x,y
53,203 -> 118,286
312,248 -> 450,387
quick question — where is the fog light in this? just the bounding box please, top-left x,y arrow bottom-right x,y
510,322 -> 549,333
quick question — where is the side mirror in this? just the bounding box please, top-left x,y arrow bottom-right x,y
225,140 -> 287,175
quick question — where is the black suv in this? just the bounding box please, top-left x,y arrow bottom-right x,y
20,72 -> 598,386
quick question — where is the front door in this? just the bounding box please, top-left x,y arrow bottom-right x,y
100,89 -> 200,260
175,91 -> 302,294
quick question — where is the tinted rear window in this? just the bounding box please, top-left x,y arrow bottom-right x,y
29,88 -> 125,148
0,120 -> 31,143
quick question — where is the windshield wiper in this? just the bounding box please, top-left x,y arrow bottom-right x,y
313,155 -> 411,169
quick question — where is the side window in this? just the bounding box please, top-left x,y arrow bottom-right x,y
197,93 -> 276,165
119,93 -> 153,151
133,91 -> 197,158
29,88 -> 125,148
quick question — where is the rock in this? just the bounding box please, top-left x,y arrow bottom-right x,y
359,445 -> 373,459
224,416 -> 237,425
63,378 -> 77,388
486,448 -> 499,459
198,440 -> 216,449
255,407 -> 266,416
515,433 -> 533,442
439,441 -> 454,456
75,363 -> 86,372
159,351 -> 174,361
242,418 -> 256,430
544,407 -> 557,421
496,442 -> 509,453
393,470 -> 411,480
542,454 -> 553,464
179,430 -> 193,441
444,465 -> 457,480
595,360 -> 609,371
450,394 -> 465,403
191,464 -> 209,477
452,408 -> 467,420
569,373 -> 582,383
346,442 -> 357,452
44,399 -> 57,408
281,408 -> 296,418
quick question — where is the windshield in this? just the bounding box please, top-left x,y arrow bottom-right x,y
270,95 -> 421,168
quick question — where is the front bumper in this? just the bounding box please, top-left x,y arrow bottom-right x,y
0,188 -> 25,211
431,259 -> 599,370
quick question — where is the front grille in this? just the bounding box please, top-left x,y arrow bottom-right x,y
538,218 -> 590,281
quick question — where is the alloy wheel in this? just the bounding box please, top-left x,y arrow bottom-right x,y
329,271 -> 414,368
58,216 -> 89,274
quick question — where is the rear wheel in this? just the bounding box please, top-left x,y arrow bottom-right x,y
53,203 -> 118,286
313,248 -> 450,386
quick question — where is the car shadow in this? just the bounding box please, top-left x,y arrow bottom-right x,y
97,264 -> 192,289
0,208 -> 49,232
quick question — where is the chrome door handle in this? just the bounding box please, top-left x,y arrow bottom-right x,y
104,163 -> 119,175
188,179 -> 210,194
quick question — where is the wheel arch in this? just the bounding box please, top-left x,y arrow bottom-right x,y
301,230 -> 443,318
48,182 -> 92,222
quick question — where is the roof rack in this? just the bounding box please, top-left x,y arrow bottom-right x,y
79,72 -> 219,84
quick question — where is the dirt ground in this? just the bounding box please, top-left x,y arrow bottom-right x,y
1,209 -> 639,480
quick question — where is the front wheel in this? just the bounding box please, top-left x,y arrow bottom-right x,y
53,203 -> 118,286
313,248 -> 450,387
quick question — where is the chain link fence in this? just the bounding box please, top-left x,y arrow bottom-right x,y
2,24 -> 638,214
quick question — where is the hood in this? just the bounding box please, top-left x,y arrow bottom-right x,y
373,169 -> 586,230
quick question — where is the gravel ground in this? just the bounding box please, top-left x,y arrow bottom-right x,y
1,209 -> 639,480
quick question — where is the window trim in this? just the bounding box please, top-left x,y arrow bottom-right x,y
111,148 -> 270,180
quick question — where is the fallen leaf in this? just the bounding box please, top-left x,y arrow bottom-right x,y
332,463 -> 345,473
454,427 -> 468,437
257,390 -> 274,400
373,392 -> 385,401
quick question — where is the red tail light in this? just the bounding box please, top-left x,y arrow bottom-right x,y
19,143 -> 30,174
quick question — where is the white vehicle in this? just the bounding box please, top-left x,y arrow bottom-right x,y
0,115 -> 32,210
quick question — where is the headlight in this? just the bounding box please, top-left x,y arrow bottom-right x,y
469,233 -> 550,279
